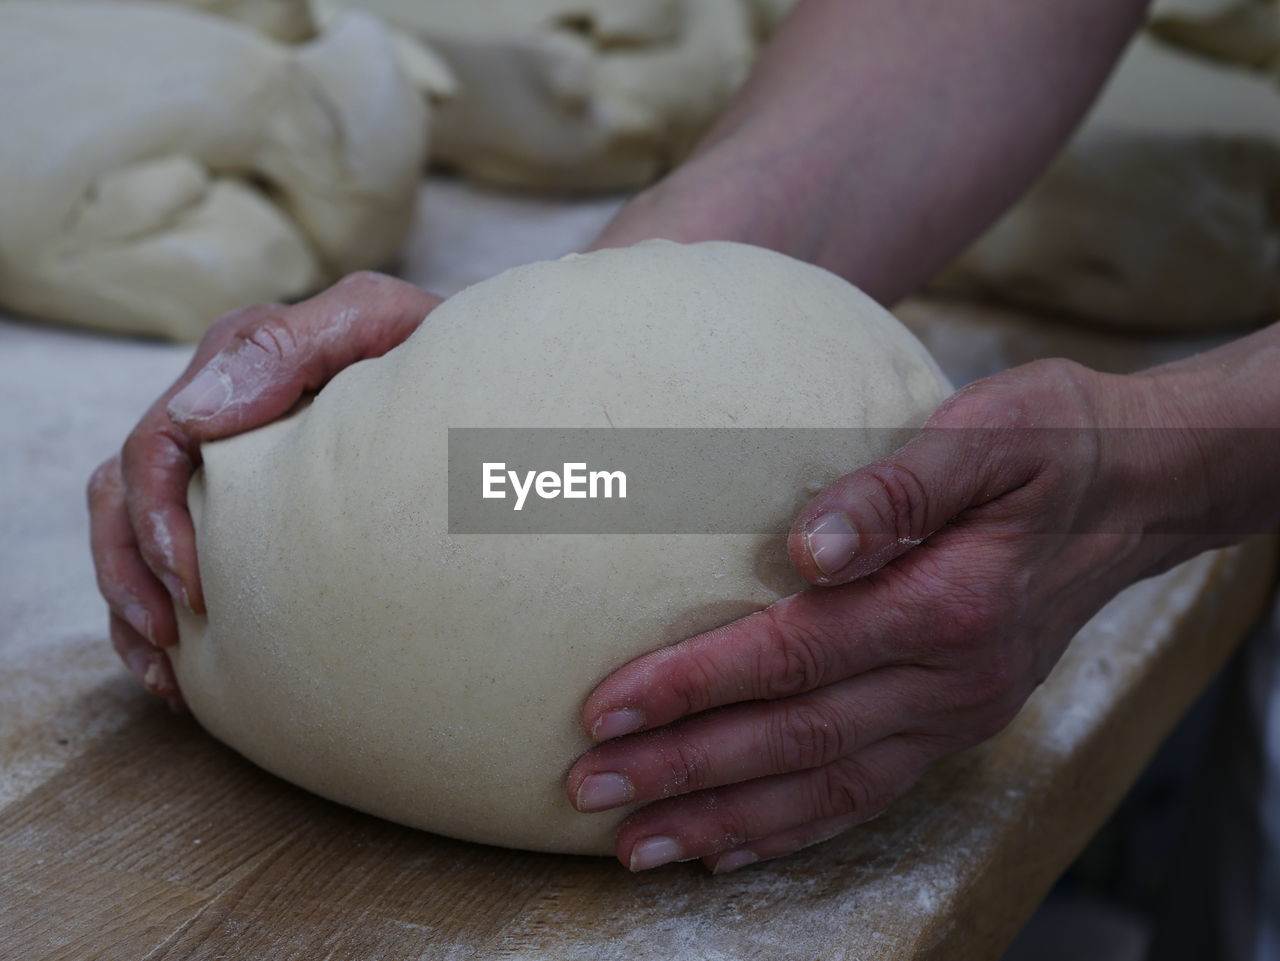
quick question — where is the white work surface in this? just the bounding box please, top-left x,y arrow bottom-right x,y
2,177 -> 1275,961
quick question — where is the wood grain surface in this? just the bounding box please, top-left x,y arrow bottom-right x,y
3,539 -> 1273,961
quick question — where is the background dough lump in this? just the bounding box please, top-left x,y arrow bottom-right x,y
328,0 -> 758,191
935,32 -> 1280,333
0,2 -> 429,340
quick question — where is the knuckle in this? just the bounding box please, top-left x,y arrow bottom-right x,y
209,302 -> 280,339
960,658 -> 1014,711
705,806 -> 754,851
1012,358 -> 1097,427
119,428 -> 150,475
756,605 -> 838,700
120,419 -> 190,481
236,316 -> 301,365
944,592 -> 1005,642
811,759 -> 882,820
860,461 -> 932,541
938,645 -> 1023,718
86,455 -> 121,508
931,357 -> 1094,433
335,269 -> 396,294
107,614 -> 132,659
650,731 -> 716,795
662,649 -> 728,716
1022,357 -> 1092,395
910,568 -> 1012,647
925,379 -> 1007,431
770,701 -> 849,772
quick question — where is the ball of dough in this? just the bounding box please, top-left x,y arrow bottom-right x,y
0,2 -> 427,340
935,34 -> 1280,332
173,241 -> 952,855
326,0 -> 756,191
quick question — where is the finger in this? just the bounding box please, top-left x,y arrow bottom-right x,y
569,666 -> 921,812
121,279 -> 436,614
87,456 -> 180,648
584,581 -> 916,741
618,734 -> 937,871
109,305 -> 277,616
110,613 -> 181,702
121,419 -> 204,613
788,427 -> 1020,587
703,813 -> 862,874
166,272 -> 441,439
786,367 -> 1088,587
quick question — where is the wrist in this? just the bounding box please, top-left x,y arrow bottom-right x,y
1095,355 -> 1280,569
587,148 -> 798,255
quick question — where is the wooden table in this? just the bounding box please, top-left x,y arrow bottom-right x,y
3,537 -> 1272,961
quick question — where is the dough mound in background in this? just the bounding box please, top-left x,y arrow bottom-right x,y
935,29 -> 1280,333
0,1 -> 429,341
327,0 -> 761,191
173,240 -> 952,855
0,0 -> 318,41
152,0 -> 318,41
1149,0 -> 1280,72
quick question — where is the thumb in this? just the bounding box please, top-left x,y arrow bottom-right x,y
166,272 -> 441,439
787,425 -> 1035,586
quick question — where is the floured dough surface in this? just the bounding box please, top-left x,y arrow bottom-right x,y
1150,0 -> 1280,71
173,240 -> 952,854
936,33 -> 1280,332
329,0 -> 757,191
0,0 -> 318,41
0,2 -> 427,340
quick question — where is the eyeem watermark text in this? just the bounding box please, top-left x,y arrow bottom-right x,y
448,428 -> 1279,534
482,462 -> 627,512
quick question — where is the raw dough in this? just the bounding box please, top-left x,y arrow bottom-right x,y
0,2 -> 431,340
326,0 -> 756,191
148,0 -> 317,41
1150,0 -> 1280,71
935,35 -> 1280,332
0,0 -> 318,41
173,240 -> 952,855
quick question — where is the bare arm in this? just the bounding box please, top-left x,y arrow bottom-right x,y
594,0 -> 1151,302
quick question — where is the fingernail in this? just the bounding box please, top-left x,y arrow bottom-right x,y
576,772 -> 635,812
591,708 -> 644,741
159,571 -> 193,614
712,850 -> 759,874
123,602 -> 154,646
168,366 -> 232,423
805,512 -> 858,576
629,836 -> 683,872
126,649 -> 157,688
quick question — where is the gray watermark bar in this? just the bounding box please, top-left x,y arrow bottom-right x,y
446,427 -> 1279,535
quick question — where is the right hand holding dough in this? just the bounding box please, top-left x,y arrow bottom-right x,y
87,273 -> 442,705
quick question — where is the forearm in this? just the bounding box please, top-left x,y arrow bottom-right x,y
592,0 -> 1149,303
1129,321 -> 1280,551
1069,320 -> 1280,593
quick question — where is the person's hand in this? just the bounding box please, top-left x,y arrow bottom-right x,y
567,356 -> 1242,874
88,272 -> 442,707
